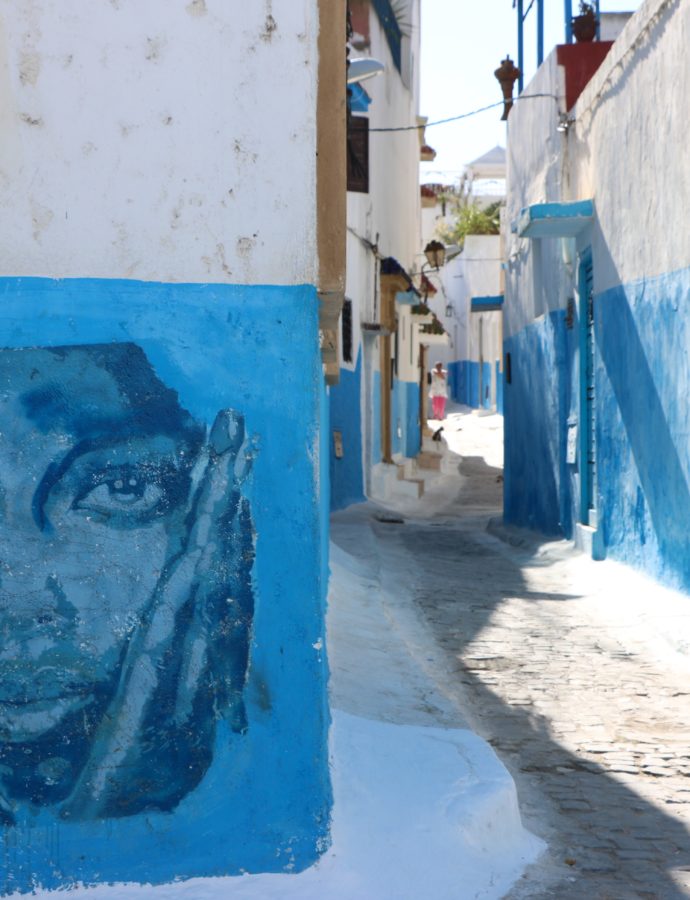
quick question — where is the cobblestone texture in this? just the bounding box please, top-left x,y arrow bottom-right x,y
374,455 -> 690,899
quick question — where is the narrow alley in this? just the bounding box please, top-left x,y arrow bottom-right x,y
331,407 -> 690,899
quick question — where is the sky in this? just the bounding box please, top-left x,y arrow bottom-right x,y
419,0 -> 639,185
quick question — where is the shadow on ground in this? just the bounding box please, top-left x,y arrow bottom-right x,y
338,454 -> 690,899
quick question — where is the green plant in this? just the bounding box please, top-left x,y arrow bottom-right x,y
437,200 -> 502,248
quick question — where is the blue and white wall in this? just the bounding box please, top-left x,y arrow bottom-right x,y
436,235 -> 504,411
0,1 -> 333,891
504,0 -> 690,589
333,0 -> 422,505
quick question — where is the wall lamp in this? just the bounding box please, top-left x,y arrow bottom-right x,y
557,112 -> 575,133
423,240 -> 446,270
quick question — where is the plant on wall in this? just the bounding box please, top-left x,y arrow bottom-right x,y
437,200 -> 502,248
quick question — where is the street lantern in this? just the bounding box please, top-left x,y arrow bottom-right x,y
424,240 -> 446,270
494,56 -> 521,120
445,302 -> 453,318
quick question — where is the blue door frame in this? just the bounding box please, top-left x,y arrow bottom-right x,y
578,248 -> 597,526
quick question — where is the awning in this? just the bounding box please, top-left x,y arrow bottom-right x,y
517,200 -> 594,238
395,290 -> 420,305
471,295 -> 504,312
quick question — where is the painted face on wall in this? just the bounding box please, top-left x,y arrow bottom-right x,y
0,344 -> 255,824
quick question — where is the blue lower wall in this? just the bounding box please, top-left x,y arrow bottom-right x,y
503,309 -> 572,537
448,360 -> 480,408
0,277 -> 331,892
496,361 -> 504,414
596,268 -> 690,591
505,265 -> 690,593
329,351 -> 365,511
391,377 -> 420,458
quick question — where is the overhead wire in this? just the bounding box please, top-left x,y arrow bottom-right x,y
369,93 -> 560,133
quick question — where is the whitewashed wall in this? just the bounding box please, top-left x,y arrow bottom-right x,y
0,0 -> 318,285
571,0 -> 690,293
346,0 -> 422,322
505,0 -> 690,334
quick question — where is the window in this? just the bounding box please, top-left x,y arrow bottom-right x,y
341,299 -> 353,363
347,115 -> 369,193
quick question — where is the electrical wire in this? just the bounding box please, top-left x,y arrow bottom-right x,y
369,92 -> 559,133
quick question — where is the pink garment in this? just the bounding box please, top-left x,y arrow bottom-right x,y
432,395 -> 446,420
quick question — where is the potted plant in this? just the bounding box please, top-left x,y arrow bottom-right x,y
572,2 -> 597,42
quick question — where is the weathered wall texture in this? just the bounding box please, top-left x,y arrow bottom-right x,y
0,0 -> 334,891
0,282 -> 331,892
0,0 -> 318,285
335,0 -> 422,501
504,0 -> 690,588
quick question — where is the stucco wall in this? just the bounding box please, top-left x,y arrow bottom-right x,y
503,0 -> 690,588
0,0 -> 319,285
0,280 -> 331,891
334,0 -> 422,498
0,1 -> 333,890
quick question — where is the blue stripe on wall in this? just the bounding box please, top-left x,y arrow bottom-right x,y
391,376 -> 421,459
596,268 -> 690,591
329,350 -> 365,511
403,380 -> 421,457
503,309 -> 571,537
468,361 -> 480,409
0,277 -> 331,890
504,265 -> 690,593
481,361 -> 492,409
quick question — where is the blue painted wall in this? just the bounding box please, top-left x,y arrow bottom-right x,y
596,268 -> 690,592
468,361 -> 480,408
503,309 -> 572,537
496,361 -> 504,414
390,377 -> 420,459
0,278 -> 331,893
329,350 -> 365,511
505,265 -> 690,592
480,361 -> 492,409
448,360 -> 475,407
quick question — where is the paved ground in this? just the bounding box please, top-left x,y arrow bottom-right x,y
361,424 -> 690,899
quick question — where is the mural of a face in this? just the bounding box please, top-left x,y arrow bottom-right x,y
0,344 -> 255,824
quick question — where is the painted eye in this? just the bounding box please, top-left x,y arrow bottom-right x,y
72,465 -> 165,522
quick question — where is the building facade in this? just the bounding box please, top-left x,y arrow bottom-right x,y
0,0 -> 344,890
503,0 -> 690,590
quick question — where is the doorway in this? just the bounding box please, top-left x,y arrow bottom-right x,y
578,249 -> 597,527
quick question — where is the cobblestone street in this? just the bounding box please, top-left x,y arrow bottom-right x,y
369,444 -> 690,899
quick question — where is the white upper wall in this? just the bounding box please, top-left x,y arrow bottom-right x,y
504,0 -> 690,335
0,0 -> 318,284
347,0 -> 421,275
571,0 -> 690,292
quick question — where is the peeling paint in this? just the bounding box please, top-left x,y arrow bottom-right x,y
18,51 -> 40,87
19,113 -> 43,127
145,36 -> 166,62
185,0 -> 207,16
237,236 -> 256,258
261,14 -> 278,41
30,202 -> 53,241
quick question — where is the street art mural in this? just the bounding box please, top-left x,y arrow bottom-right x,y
0,343 -> 255,825
0,280 -> 331,895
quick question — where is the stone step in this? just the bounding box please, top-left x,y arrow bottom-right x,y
397,477 -> 424,499
416,451 -> 443,471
